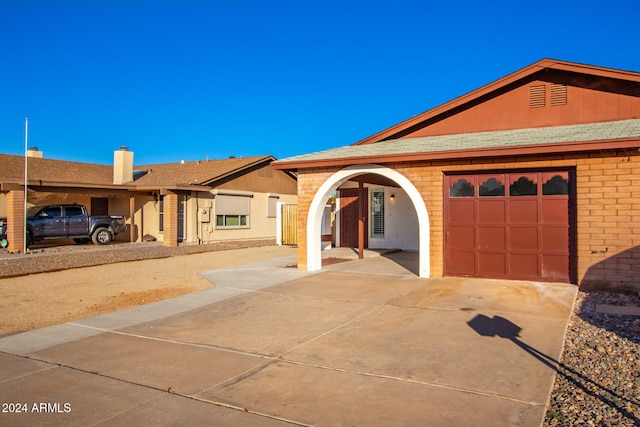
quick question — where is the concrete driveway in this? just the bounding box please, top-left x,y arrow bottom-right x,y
0,250 -> 576,426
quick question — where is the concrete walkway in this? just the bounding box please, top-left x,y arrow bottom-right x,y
0,249 -> 577,426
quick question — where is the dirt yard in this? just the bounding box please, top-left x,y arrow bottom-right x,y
0,245 -> 297,337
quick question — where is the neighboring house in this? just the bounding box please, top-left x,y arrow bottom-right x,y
0,148 -> 297,251
273,59 -> 640,292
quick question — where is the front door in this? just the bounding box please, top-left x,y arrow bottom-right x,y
339,188 -> 368,248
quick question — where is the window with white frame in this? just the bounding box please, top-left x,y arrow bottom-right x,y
370,189 -> 385,238
215,194 -> 250,228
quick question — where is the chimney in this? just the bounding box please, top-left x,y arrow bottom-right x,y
27,146 -> 43,158
113,146 -> 134,185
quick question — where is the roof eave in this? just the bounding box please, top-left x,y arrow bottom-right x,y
0,180 -> 136,190
272,137 -> 640,170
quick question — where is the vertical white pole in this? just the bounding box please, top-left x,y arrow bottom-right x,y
24,117 -> 28,254
276,201 -> 282,245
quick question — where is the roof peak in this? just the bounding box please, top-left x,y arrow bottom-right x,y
354,58 -> 640,146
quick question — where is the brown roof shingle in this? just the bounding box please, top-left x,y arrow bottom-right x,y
133,156 -> 274,187
0,154 -> 113,186
0,154 -> 276,190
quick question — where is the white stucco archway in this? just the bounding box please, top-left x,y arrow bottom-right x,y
306,164 -> 430,277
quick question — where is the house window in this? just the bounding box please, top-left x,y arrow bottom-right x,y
216,215 -> 248,227
267,195 -> 279,218
370,189 -> 385,238
215,194 -> 250,229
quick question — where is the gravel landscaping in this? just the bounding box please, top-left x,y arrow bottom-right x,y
0,239 -> 275,278
544,291 -> 640,426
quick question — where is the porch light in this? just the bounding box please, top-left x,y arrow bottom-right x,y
390,194 -> 395,201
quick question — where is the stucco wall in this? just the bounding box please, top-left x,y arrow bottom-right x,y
155,191 -> 298,245
336,182 -> 419,251
296,151 -> 640,291
369,186 -> 419,251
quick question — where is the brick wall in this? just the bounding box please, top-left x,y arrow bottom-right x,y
6,190 -> 25,253
296,151 -> 640,291
296,168 -> 340,270
575,154 -> 640,291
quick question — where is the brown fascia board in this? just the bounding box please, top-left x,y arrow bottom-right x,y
272,137 -> 640,170
0,182 -> 24,191
134,184 -> 202,192
353,59 -> 640,146
1,179 -> 136,191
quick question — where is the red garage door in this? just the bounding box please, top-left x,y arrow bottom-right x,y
444,171 -> 572,283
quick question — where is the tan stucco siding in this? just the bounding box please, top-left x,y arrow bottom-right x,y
217,166 -> 297,194
197,191 -> 296,243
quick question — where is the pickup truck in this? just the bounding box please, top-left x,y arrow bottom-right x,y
0,204 -> 127,246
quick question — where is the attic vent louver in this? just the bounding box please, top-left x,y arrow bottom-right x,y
529,85 -> 546,108
550,84 -> 567,106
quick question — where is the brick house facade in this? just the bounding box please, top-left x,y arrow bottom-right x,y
273,59 -> 640,292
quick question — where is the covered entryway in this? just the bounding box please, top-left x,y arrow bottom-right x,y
306,164 -> 430,277
444,170 -> 573,283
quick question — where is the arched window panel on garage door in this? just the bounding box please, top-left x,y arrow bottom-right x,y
479,177 -> 505,196
542,172 -> 569,195
449,178 -> 474,197
509,175 -> 537,196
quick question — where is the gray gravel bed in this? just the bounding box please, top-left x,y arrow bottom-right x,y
0,239 -> 276,278
545,290 -> 640,427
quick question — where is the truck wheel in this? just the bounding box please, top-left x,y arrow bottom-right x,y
92,228 -> 112,245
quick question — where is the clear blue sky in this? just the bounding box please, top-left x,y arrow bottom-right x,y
2,0 -> 639,165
